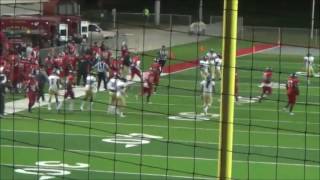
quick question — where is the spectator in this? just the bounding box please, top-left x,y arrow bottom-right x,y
35,67 -> 48,102
0,66 -> 7,117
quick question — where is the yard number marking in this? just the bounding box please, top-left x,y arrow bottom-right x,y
102,133 -> 163,148
15,161 -> 89,180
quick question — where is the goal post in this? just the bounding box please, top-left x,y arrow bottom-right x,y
217,0 -> 239,179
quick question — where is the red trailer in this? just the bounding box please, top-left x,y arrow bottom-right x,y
0,0 -> 81,47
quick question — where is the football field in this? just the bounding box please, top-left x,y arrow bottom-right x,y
0,41 -> 319,180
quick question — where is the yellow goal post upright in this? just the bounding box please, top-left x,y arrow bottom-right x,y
217,0 -> 239,179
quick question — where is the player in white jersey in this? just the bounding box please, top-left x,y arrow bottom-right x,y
207,49 -> 217,79
107,76 -> 117,114
199,55 -> 210,80
211,54 -> 222,80
206,49 -> 218,61
115,78 -> 127,117
80,72 -> 97,111
107,76 -> 127,117
304,53 -> 315,77
200,75 -> 215,115
48,71 -> 61,111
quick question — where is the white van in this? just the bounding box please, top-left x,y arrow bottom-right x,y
81,21 -> 115,40
59,23 -> 68,42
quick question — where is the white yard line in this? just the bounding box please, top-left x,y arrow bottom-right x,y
159,79 -> 320,90
1,163 -> 213,180
31,106 -> 320,124
4,113 -> 319,137
1,145 -> 319,168
124,100 -> 320,114
122,96 -> 320,114
1,129 -> 319,151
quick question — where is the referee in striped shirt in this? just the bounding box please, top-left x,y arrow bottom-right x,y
94,59 -> 109,91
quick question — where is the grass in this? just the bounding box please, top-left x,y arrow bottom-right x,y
140,36 -> 252,71
0,39 -> 319,180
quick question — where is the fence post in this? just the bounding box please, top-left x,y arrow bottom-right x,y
277,27 -> 281,45
112,8 -> 117,29
217,0 -> 239,179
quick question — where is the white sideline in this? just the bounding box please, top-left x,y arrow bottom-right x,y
4,86 -> 87,115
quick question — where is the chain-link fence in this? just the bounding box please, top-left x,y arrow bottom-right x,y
239,26 -> 319,47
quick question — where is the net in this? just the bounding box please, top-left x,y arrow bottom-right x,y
0,0 -> 319,180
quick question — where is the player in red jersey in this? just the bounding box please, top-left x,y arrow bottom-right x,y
258,67 -> 273,102
68,55 -> 78,72
140,71 -> 155,104
91,42 -> 101,56
102,46 -> 112,65
26,74 -> 39,113
44,56 -> 54,76
130,55 -> 142,81
121,41 -> 129,58
64,71 -> 75,111
150,60 -> 161,93
11,57 -> 22,92
110,58 -> 122,78
284,73 -> 299,115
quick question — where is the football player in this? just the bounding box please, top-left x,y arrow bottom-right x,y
284,73 -> 299,115
304,53 -> 315,84
140,70 -> 155,104
200,74 -> 215,115
64,71 -> 75,111
151,60 -> 161,93
107,75 -> 117,114
121,41 -> 129,58
80,71 -> 97,111
199,55 -> 210,80
115,77 -> 127,117
157,45 -> 168,68
26,74 -> 38,113
122,51 -> 131,79
213,54 -> 222,80
130,54 -> 142,82
206,49 -> 218,80
35,67 -> 48,102
107,76 -> 127,117
258,67 -> 273,102
48,71 -> 62,111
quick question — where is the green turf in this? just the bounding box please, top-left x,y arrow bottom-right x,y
140,36 -> 252,71
1,43 -> 319,180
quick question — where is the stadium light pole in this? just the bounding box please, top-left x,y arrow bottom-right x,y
199,0 -> 203,22
217,0 -> 239,179
154,0 -> 161,26
310,0 -> 316,40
